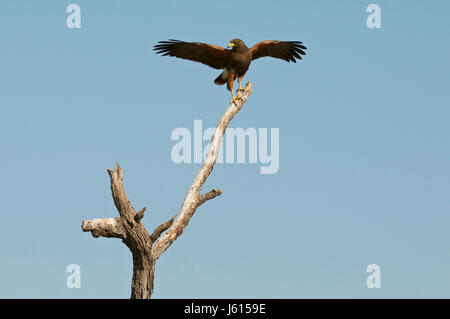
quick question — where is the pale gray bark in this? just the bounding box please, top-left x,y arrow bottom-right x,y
81,83 -> 253,298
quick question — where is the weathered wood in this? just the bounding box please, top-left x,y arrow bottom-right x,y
81,218 -> 125,239
150,215 -> 177,243
151,83 -> 253,261
134,207 -> 146,223
81,83 -> 253,298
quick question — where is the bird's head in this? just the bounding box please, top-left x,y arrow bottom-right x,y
227,39 -> 246,50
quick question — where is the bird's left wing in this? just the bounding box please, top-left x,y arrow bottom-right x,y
250,40 -> 307,62
154,39 -> 230,70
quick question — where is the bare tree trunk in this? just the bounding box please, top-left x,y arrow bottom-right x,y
130,251 -> 154,298
81,83 -> 253,298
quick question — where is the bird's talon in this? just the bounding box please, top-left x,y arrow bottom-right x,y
230,97 -> 241,104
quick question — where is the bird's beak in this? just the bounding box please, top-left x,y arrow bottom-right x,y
227,42 -> 235,49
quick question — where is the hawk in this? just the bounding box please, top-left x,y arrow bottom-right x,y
154,38 -> 307,103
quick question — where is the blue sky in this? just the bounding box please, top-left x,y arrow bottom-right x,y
0,0 -> 449,298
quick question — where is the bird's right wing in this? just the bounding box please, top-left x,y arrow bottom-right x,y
154,40 -> 230,70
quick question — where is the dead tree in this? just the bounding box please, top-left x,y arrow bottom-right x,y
81,83 -> 253,298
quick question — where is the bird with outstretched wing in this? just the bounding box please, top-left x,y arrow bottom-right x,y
154,38 -> 307,103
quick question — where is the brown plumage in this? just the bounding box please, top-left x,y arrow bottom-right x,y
153,38 -> 307,103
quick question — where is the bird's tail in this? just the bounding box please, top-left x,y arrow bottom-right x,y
214,70 -> 228,85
